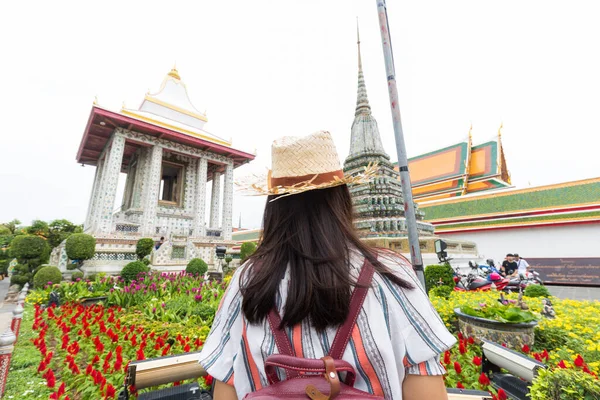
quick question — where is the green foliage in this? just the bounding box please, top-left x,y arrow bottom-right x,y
9,235 -> 49,261
186,258 -> 208,276
47,219 -> 82,248
461,304 -> 538,323
65,233 -> 96,261
529,367 -> 600,400
121,261 -> 149,283
2,219 -> 21,234
524,284 -> 552,298
3,306 -> 52,399
225,256 -> 233,265
10,273 -> 31,286
33,266 -> 62,289
424,263 -> 455,292
141,258 -> 151,266
0,234 -> 14,248
136,238 -> 155,259
71,271 -> 84,281
240,242 -> 257,262
430,285 -> 453,299
533,326 -> 569,353
26,220 -> 49,237
0,225 -> 10,235
87,273 -> 97,282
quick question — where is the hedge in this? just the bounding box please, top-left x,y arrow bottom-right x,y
136,238 -> 155,260
33,266 -> 62,289
186,258 -> 208,276
65,234 -> 96,261
121,261 -> 149,283
424,264 -> 455,293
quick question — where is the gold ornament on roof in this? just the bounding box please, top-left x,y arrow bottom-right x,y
168,66 -> 181,80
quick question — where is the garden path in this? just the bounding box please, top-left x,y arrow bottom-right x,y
547,285 -> 600,301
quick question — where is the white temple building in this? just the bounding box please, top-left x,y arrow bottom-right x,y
52,68 -> 255,275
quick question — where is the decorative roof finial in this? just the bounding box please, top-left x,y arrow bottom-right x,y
355,18 -> 371,116
93,96 -> 98,105
498,122 -> 503,139
168,63 -> 181,80
468,123 -> 473,141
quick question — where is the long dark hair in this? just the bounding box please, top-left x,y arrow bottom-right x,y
241,184 -> 413,331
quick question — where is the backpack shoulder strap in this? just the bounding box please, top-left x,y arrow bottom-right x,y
266,256 -> 376,361
328,257 -> 375,360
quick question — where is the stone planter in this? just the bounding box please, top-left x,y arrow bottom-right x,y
80,296 -> 108,307
454,308 -> 537,350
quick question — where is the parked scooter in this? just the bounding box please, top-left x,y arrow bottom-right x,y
453,263 -> 510,292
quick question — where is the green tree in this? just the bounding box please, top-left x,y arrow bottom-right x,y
2,219 -> 21,234
186,258 -> 208,276
240,242 -> 257,263
65,234 -> 96,270
47,219 -> 82,248
9,235 -> 50,285
0,226 -> 10,236
136,238 -> 155,260
26,220 -> 50,237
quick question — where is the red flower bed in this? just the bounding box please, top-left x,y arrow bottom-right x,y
32,303 -> 211,399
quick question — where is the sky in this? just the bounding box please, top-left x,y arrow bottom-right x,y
1,0 -> 599,230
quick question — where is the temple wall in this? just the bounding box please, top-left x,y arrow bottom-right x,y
441,223 -> 600,263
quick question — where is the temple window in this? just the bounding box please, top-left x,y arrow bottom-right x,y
159,161 -> 185,207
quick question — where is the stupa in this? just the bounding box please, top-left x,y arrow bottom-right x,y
343,29 -> 435,238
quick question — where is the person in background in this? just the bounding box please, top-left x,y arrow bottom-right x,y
515,253 -> 529,277
502,254 -> 518,277
198,131 -> 456,400
155,236 -> 165,250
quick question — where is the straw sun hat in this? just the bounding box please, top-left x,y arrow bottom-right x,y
236,131 -> 377,198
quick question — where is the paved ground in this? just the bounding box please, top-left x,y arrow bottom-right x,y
547,285 -> 600,301
0,278 -> 17,333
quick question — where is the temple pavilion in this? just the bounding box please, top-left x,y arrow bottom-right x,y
52,68 -> 255,275
399,126 -> 512,203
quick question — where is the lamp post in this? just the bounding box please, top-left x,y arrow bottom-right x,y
375,0 -> 426,289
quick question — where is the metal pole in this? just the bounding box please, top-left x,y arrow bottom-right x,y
375,0 -> 426,289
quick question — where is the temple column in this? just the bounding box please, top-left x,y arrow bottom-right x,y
131,148 -> 147,209
141,145 -> 163,236
209,171 -> 221,229
84,157 -> 104,231
193,157 -> 208,236
221,162 -> 234,240
121,160 -> 136,211
96,135 -> 126,234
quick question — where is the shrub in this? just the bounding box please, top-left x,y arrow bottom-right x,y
10,274 -> 30,286
430,285 -> 453,299
225,256 -> 233,265
240,242 -> 257,262
533,326 -> 568,353
524,285 -> 551,298
529,368 -> 600,400
121,261 -> 149,283
0,225 -> 10,236
136,238 -> 155,259
10,235 -> 49,261
71,271 -> 84,281
87,273 -> 97,282
65,234 -> 96,261
186,258 -> 208,276
140,258 -> 151,266
424,264 -> 455,292
33,266 -> 62,289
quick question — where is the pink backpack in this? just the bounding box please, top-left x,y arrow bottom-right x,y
244,259 -> 384,400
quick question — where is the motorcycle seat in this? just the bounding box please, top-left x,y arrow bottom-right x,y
470,280 -> 490,289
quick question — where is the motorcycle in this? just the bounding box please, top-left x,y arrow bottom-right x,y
475,259 -> 544,293
453,263 -> 510,292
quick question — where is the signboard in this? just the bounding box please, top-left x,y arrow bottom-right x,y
528,258 -> 600,286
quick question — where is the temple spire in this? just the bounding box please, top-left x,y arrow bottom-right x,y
355,20 -> 371,116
